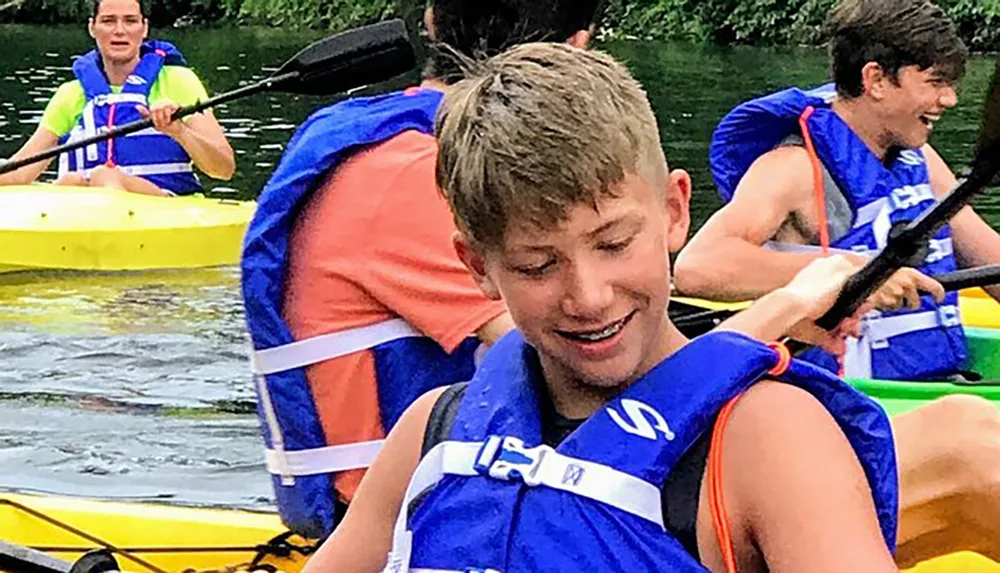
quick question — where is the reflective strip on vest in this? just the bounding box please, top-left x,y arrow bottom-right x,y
383,438 -> 665,573
264,439 -> 385,476
91,93 -> 148,106
73,162 -> 194,178
763,240 -> 877,258
251,318 -> 424,375
844,304 -> 962,378
83,105 -> 99,162
255,318 -> 426,485
854,197 -> 888,230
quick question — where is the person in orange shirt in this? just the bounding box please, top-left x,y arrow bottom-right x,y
241,0 -> 600,540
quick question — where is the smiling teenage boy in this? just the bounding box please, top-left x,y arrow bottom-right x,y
305,43 -> 901,573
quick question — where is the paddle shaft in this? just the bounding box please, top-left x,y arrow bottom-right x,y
0,541 -> 71,573
674,264 -> 1000,336
0,71 -> 298,176
936,264 -> 1000,292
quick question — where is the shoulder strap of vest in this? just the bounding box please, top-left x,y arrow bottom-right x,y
555,332 -> 782,485
121,50 -> 165,96
804,107 -> 930,213
73,49 -> 111,100
422,382 -> 470,457
142,40 -> 188,67
121,41 -> 188,96
241,88 -> 444,357
775,354 -> 899,548
710,83 -> 836,202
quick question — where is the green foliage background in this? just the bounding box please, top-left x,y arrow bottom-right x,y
2,0 -> 998,51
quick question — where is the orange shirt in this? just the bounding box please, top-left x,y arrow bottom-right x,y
284,129 -> 506,502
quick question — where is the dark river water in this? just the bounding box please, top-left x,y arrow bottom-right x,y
0,23 -> 995,509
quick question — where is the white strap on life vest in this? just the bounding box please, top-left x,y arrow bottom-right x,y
255,319 -> 427,486
264,439 -> 385,477
252,318 -> 424,375
854,197 -> 888,230
763,241 -> 876,258
83,103 -> 99,163
91,92 -> 149,107
382,437 -> 664,573
843,304 -> 961,378
114,162 -> 194,177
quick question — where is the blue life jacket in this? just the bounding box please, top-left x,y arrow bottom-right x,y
241,88 -> 481,539
383,330 -> 898,572
57,40 -> 202,195
710,83 -> 966,381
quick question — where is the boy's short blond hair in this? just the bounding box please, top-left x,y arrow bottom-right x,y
435,42 -> 667,249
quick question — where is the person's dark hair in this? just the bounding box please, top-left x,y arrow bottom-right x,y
426,0 -> 605,83
827,0 -> 967,98
91,0 -> 146,18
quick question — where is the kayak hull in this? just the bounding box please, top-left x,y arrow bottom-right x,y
907,553 -> 1000,572
0,492 -> 309,573
0,186 -> 255,273
850,326 -> 1000,416
0,490 -> 995,572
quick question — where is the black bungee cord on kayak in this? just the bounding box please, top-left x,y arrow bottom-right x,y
0,497 -> 317,573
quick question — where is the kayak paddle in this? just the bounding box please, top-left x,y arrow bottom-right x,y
781,56 -> 1000,353
672,263 -> 1000,338
0,540 -> 72,573
0,18 -> 416,176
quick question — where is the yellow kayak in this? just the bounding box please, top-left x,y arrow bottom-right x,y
0,490 -> 995,572
1,492 -> 310,573
907,553 -> 1000,572
0,185 -> 256,273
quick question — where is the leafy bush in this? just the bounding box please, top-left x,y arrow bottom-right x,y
1,0 -> 997,51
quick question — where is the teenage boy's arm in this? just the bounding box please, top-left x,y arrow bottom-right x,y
303,387 -> 449,573
718,381 -> 899,572
673,146 -> 830,301
924,144 -> 1000,303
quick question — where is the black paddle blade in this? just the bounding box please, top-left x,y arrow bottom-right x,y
272,19 -> 416,96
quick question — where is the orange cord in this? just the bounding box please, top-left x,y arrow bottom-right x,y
104,103 -> 118,168
766,342 -> 792,376
798,107 -> 830,255
707,345 -> 792,573
708,395 -> 741,573
799,107 -> 850,376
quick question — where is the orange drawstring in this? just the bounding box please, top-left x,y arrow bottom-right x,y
707,344 -> 793,573
104,103 -> 118,168
708,396 -> 740,573
767,342 -> 792,376
798,106 -> 830,256
799,107 -> 849,376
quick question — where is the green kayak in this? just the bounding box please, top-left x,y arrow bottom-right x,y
852,326 -> 1000,416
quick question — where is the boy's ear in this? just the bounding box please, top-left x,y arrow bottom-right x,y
567,28 -> 592,49
666,169 -> 692,253
453,231 -> 502,300
861,61 -> 889,101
